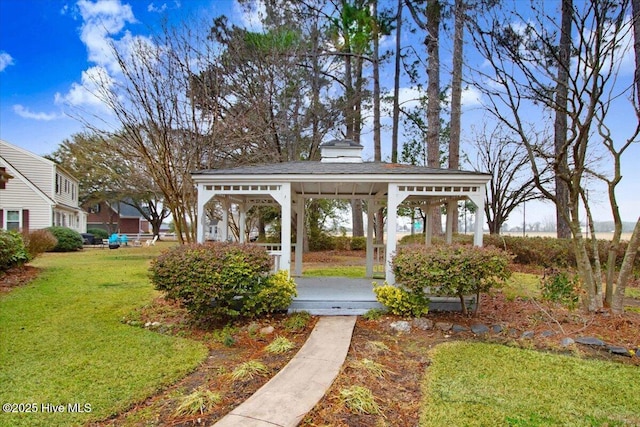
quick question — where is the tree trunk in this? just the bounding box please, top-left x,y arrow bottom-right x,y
611,218 -> 640,313
391,0 -> 403,163
449,0 -> 465,233
426,0 -> 442,236
554,0 -> 572,239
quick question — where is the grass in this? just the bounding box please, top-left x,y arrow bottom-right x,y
420,342 -> 640,426
0,244 -> 208,427
230,360 -> 269,381
503,272 -> 541,300
265,336 -> 295,354
339,385 -> 381,415
303,265 -> 367,278
173,387 -> 222,417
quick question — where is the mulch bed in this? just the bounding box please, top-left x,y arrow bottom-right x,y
2,263 -> 639,426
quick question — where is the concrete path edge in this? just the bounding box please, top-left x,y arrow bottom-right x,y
213,316 -> 357,427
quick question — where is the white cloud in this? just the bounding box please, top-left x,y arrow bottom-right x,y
13,105 -> 63,121
147,2 -> 167,13
0,51 -> 14,71
76,0 -> 136,73
233,0 -> 265,31
55,65 -> 115,111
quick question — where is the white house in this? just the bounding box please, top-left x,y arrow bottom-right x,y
0,139 -> 87,233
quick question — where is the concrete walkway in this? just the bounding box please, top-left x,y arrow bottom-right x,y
213,316 -> 357,427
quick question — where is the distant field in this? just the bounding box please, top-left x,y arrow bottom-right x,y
395,231 -> 633,242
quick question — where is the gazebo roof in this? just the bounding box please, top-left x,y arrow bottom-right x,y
193,161 -> 488,177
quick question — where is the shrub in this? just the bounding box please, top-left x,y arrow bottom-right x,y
350,236 -> 366,251
150,242 -> 273,321
87,228 -> 109,240
540,269 -> 581,310
309,231 -> 336,251
333,236 -> 351,251
392,244 -> 512,315
0,230 -> 29,272
241,270 -> 297,316
22,229 -> 57,259
46,226 -> 83,252
373,283 -> 429,317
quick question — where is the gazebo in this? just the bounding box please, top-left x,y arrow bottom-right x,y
192,140 -> 491,285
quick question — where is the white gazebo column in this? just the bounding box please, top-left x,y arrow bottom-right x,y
385,184 -> 405,285
366,200 -> 375,278
269,183 -> 292,274
446,199 -> 456,244
294,195 -> 304,276
239,202 -> 246,243
196,184 -> 207,243
469,194 -> 485,247
221,196 -> 229,242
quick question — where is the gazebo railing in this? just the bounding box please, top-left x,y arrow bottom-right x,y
254,243 -> 291,273
372,244 -> 386,277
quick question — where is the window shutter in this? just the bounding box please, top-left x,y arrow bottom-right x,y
22,210 -> 29,231
0,210 -> 3,228
0,167 -> 6,190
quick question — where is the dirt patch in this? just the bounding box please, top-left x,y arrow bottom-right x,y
0,265 -> 40,294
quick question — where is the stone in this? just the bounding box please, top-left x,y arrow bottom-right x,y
390,321 -> 411,333
521,331 -> 535,339
471,323 -> 490,335
452,324 -> 468,333
607,345 -> 632,357
560,337 -> 575,347
540,330 -> 555,338
575,337 -> 606,347
491,324 -> 503,334
435,322 -> 452,332
413,318 -> 434,331
508,328 -> 519,338
260,326 -> 275,335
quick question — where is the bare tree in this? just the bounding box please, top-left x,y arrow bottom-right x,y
468,123 -> 549,234
471,0 -> 639,311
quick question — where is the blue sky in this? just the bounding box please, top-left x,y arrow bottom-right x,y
0,0 -> 638,225
0,0 -> 236,155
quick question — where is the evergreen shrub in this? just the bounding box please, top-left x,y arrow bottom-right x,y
392,244 -> 512,314
87,228 -> 109,239
0,229 -> 29,272
373,282 -> 429,317
150,242 -> 296,321
46,226 -> 84,252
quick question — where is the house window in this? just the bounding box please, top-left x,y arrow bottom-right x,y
72,183 -> 76,200
6,210 -> 20,231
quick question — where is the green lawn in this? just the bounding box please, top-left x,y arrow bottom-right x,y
0,245 -> 208,427
421,342 -> 640,426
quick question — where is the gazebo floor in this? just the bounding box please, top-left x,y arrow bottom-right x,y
290,277 -> 474,315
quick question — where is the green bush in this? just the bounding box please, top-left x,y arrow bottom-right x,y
242,270 -> 297,316
350,236 -> 366,251
22,229 -> 57,259
46,226 -> 84,252
399,233 -> 639,271
373,283 -> 429,317
0,229 -> 29,272
309,231 -> 336,251
540,269 -> 581,310
150,242 -> 274,321
87,228 -> 109,239
393,244 -> 512,315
